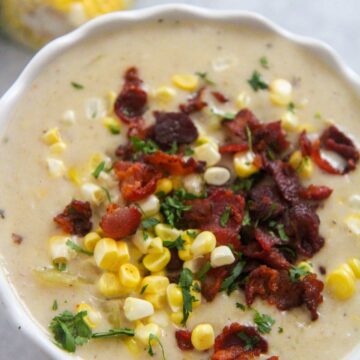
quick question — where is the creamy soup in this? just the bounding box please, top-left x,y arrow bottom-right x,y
1,19 -> 360,360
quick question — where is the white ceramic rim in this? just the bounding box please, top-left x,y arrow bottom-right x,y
1,4 -> 360,359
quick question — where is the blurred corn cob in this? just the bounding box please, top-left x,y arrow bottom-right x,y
0,0 -> 133,49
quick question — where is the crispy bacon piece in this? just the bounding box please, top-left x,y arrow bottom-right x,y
254,228 -> 281,252
152,111 -> 198,149
212,323 -> 268,360
287,203 -> 324,257
299,184 -> 333,201
100,204 -> 141,239
224,109 -> 289,154
53,200 -> 92,236
175,330 -> 194,351
183,188 -> 245,250
299,131 -> 312,156
179,87 -> 207,114
201,266 -> 230,301
114,161 -> 161,202
220,143 -> 249,154
245,265 -> 323,320
212,91 -> 229,103
267,357 -> 279,360
114,67 -> 147,124
144,151 -> 204,176
311,140 -> 342,175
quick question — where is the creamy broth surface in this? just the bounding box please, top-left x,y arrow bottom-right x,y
1,20 -> 360,360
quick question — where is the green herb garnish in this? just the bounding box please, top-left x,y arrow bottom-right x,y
195,71 -> 215,85
100,186 -> 112,203
92,328 -> 134,339
211,108 -> 236,120
289,264 -> 311,282
236,302 -> 246,311
220,206 -> 232,227
253,310 -> 275,334
130,136 -> 159,155
287,102 -> 295,113
109,125 -> 121,135
140,284 -> 148,295
66,239 -> 93,256
71,82 -> 84,90
278,327 -> 284,334
248,71 -> 268,92
259,56 -> 269,69
277,224 -> 289,241
242,210 -> 251,226
148,334 -> 166,359
163,236 -> 186,250
54,262 -> 67,272
236,332 -> 259,351
196,261 -> 211,282
92,161 -> 106,179
221,261 -> 245,294
245,125 -> 253,151
141,217 -> 160,230
178,268 -> 195,325
166,142 -> 178,155
184,146 -> 194,156
52,300 -> 58,311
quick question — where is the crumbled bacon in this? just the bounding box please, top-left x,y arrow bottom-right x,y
114,67 -> 147,124
201,266 -> 230,301
53,200 -> 92,236
212,91 -> 229,103
299,131 -> 312,156
299,184 -> 333,201
179,87 -> 207,114
114,161 -> 161,202
245,265 -> 323,320
212,323 -> 268,360
311,140 -> 342,175
152,111 -> 198,149
175,330 -> 194,351
219,143 -> 249,154
254,228 -> 281,252
144,151 -> 205,176
100,204 -> 141,239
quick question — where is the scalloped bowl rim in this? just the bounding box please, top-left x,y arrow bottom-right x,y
0,4 -> 359,359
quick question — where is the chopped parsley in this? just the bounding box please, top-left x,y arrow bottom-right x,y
130,136 -> 159,155
52,300 -> 58,311
259,56 -> 269,69
211,108 -> 236,120
66,239 -> 93,256
221,261 -> 245,294
287,102 -> 296,113
54,262 -> 67,272
186,230 -> 198,239
231,177 -> 255,192
289,264 -> 311,282
178,268 -> 195,325
248,71 -> 269,92
71,82 -> 84,90
184,146 -> 194,156
242,210 -> 251,226
278,327 -> 284,334
148,334 -> 166,359
140,284 -> 148,295
166,142 -> 178,155
108,125 -> 120,135
50,310 -> 134,353
92,161 -> 106,179
196,261 -> 212,282
236,332 -> 259,351
195,71 -> 215,85
253,310 -> 275,334
141,217 -> 160,230
236,302 -> 246,311
220,206 -> 232,227
276,224 -> 289,241
163,236 -> 186,250
245,125 -> 253,151
160,189 -> 194,227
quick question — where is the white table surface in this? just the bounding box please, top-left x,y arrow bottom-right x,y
0,0 -> 359,359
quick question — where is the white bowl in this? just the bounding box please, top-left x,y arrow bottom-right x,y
1,4 -> 360,359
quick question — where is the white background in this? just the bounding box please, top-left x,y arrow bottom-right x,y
0,0 -> 359,359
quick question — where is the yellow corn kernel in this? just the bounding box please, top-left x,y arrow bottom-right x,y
170,311 -> 188,326
171,176 -> 183,190
102,116 -> 121,134
135,323 -> 161,345
167,283 -> 183,312
83,232 -> 101,252
153,86 -> 177,104
42,127 -> 62,145
191,324 -> 215,351
76,303 -> 101,329
191,231 -> 216,256
178,242 -> 193,261
140,276 -> 169,295
50,142 -> 67,154
288,151 -> 313,179
281,111 -> 299,131
117,241 -> 131,264
297,123 -> 317,133
67,167 -> 82,186
348,258 -> 360,278
94,238 -> 121,272
235,92 -> 251,109
269,79 -> 292,106
137,195 -> 160,218
148,237 -> 164,254
123,337 -> 141,355
326,266 -> 356,300
98,272 -> 130,298
147,311 -> 169,328
191,281 -> 202,308
172,74 -> 199,91
233,151 -> 259,179
144,293 -> 167,310
119,263 -> 141,289
155,223 -> 182,241
106,91 -> 116,113
156,178 -> 173,195
143,248 -> 171,273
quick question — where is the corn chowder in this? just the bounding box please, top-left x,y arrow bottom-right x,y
1,19 -> 360,360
